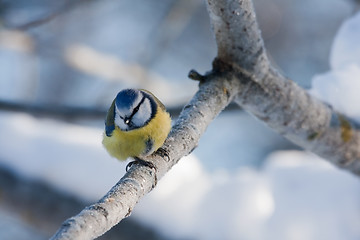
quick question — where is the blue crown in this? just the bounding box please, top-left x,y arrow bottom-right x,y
115,89 -> 140,109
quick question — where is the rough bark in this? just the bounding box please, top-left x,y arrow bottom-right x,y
206,0 -> 360,174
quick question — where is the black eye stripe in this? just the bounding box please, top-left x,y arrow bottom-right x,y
133,105 -> 140,113
128,96 -> 146,121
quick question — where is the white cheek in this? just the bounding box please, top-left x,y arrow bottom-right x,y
132,98 -> 152,127
114,113 -> 128,131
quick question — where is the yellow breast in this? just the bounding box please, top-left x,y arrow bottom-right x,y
102,107 -> 171,161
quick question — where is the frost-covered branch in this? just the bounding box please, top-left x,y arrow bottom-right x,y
51,0 -> 360,239
206,0 -> 360,174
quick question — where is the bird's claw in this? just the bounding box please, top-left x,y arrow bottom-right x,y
126,157 -> 158,187
156,147 -> 170,162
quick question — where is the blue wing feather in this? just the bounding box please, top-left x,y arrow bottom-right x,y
105,99 -> 116,136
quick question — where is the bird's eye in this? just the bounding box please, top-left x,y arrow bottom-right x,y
125,119 -> 130,124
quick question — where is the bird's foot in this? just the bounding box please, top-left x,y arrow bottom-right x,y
126,157 -> 157,187
156,147 -> 170,162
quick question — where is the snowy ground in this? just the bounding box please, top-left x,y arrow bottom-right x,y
0,107 -> 359,240
0,207 -> 45,240
0,111 -> 359,240
1,3 -> 360,240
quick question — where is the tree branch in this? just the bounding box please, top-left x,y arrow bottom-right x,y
51,73 -> 240,239
51,0 -> 360,239
206,0 -> 360,174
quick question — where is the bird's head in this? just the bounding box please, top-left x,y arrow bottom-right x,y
111,89 -> 157,132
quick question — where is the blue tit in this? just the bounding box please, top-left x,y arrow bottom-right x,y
102,89 -> 171,165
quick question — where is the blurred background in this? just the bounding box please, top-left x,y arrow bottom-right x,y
0,0 -> 359,239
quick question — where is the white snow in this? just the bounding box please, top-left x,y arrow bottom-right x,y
311,64 -> 360,121
0,111 -> 359,240
134,151 -> 360,240
0,112 -> 126,200
310,11 -> 360,122
0,207 -> 45,240
330,12 -> 360,70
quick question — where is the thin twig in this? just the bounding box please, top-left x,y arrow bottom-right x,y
0,100 -> 105,119
0,99 -> 240,119
8,0 -> 95,30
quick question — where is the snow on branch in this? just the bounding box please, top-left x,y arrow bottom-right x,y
51,0 -> 360,239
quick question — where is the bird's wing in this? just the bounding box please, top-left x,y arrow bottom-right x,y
140,89 -> 166,111
105,98 -> 116,136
